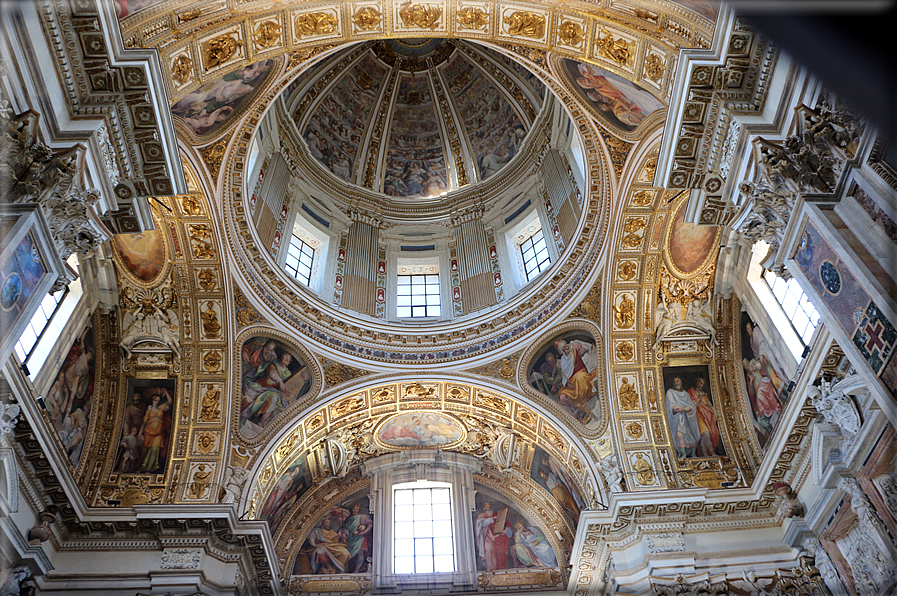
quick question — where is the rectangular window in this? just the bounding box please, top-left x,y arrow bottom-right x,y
520,228 -> 551,281
397,274 -> 441,318
393,483 -> 454,574
285,235 -> 315,287
15,288 -> 68,371
763,269 -> 821,346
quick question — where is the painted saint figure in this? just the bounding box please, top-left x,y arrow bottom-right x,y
475,502 -> 512,571
138,389 -> 172,473
687,377 -> 723,456
555,339 -> 598,421
512,522 -> 557,568
665,376 -> 700,458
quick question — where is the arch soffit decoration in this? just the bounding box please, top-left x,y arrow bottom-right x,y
243,374 -> 604,521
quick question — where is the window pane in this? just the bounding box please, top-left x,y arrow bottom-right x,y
395,522 -> 414,539
415,556 -> 434,574
431,503 -> 451,520
431,489 -> 450,503
426,306 -> 441,317
397,295 -> 411,307
432,520 -> 452,537
395,557 -> 414,574
395,490 -> 413,505
395,537 -> 414,552
433,537 -> 453,555
433,555 -> 454,573
414,520 -> 432,536
397,306 -> 411,318
413,504 -> 431,520
415,538 -> 433,556
396,505 -> 413,520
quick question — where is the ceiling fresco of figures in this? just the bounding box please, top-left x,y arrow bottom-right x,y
289,40 -> 543,197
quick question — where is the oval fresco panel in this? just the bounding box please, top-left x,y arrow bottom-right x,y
376,412 -> 464,448
171,59 -> 275,137
240,337 -> 312,439
527,330 -> 601,429
560,59 -> 664,134
112,228 -> 166,282
667,200 -> 718,275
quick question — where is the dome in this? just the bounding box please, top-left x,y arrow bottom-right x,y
286,39 -> 545,199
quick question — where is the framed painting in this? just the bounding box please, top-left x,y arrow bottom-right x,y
527,330 -> 601,428
661,365 -> 726,459
239,337 -> 312,438
529,446 -> 585,527
292,488 -> 373,575
114,378 -> 176,476
740,311 -> 790,448
46,322 -> 95,470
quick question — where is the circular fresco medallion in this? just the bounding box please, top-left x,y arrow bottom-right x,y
0,273 -> 22,310
375,411 -> 465,449
820,261 -> 841,294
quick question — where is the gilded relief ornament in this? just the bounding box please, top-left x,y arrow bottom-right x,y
294,12 -> 338,37
170,55 -> 193,85
197,269 -> 217,291
322,357 -> 369,386
352,6 -> 382,31
399,1 -> 442,30
253,21 -> 282,48
597,28 -> 636,67
200,141 -> 226,178
456,6 -> 488,30
195,432 -> 216,454
615,341 -> 634,361
200,302 -> 221,338
645,53 -> 665,82
558,20 -> 585,46
234,287 -> 264,328
619,377 -> 639,410
203,350 -> 222,372
188,224 -> 216,259
503,11 -> 545,38
180,195 -> 202,216
331,395 -> 364,417
633,453 -> 655,484
614,294 -> 635,329
632,190 -> 654,207
200,385 -> 221,421
626,422 -> 643,440
203,34 -> 239,70
621,218 -> 647,248
618,261 -> 638,281
187,464 -> 213,499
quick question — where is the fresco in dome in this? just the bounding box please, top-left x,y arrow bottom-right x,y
292,488 -> 373,575
260,454 -> 314,534
303,55 -> 387,183
561,59 -> 664,133
48,323 -> 95,470
112,228 -> 166,282
376,412 -> 464,447
530,446 -> 585,527
473,485 -> 558,572
667,199 -> 718,275
239,337 -> 312,438
0,231 -> 45,338
114,379 -> 175,475
382,74 -> 449,198
495,52 -> 546,105
441,54 -> 527,181
527,330 -> 601,428
740,311 -> 790,448
662,365 -> 726,459
171,59 -> 275,137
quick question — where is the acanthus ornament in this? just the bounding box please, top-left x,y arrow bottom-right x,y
808,378 -> 861,442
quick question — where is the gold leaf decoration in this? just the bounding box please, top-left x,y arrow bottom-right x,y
202,34 -> 240,70
597,27 -> 636,67
558,19 -> 585,46
321,357 -> 369,387
456,6 -> 488,30
253,21 -> 282,48
295,12 -> 338,37
398,1 -> 442,30
503,11 -> 545,38
352,6 -> 382,31
170,54 -> 193,85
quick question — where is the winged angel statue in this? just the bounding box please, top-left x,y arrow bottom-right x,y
119,286 -> 180,358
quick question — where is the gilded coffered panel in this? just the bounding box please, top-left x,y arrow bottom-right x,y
116,0 -> 715,112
